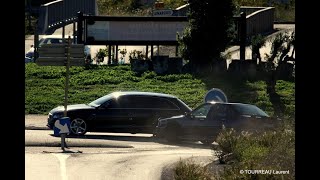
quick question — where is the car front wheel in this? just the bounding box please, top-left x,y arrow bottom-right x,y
70,118 -> 87,135
200,139 -> 214,145
165,125 -> 180,143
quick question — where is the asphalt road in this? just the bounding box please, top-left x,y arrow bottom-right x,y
25,129 -> 215,180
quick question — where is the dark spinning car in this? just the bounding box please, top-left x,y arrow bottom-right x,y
47,91 -> 192,135
154,101 -> 281,144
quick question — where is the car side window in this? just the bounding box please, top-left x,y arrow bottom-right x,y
191,104 -> 212,119
227,106 -> 238,120
111,96 -> 145,109
105,96 -> 131,108
118,96 -> 179,109
42,39 -> 49,44
208,104 -> 227,120
102,99 -> 117,108
151,97 -> 179,109
116,96 -> 132,108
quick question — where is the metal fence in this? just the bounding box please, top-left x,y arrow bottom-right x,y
37,0 -> 97,34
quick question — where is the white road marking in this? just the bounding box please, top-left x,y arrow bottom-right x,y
53,154 -> 70,180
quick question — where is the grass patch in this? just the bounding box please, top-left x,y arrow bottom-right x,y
25,63 -> 294,116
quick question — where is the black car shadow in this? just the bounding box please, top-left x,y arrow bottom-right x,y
49,133 -> 214,149
50,133 -> 154,142
155,138 -> 215,150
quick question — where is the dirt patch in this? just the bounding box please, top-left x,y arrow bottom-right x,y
25,114 -> 48,129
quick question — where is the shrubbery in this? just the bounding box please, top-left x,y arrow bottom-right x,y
214,124 -> 295,179
174,159 -> 213,180
174,121 -> 294,180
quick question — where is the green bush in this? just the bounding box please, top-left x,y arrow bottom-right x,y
214,125 -> 295,180
174,159 -> 213,180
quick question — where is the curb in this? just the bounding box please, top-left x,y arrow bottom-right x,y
25,141 -> 134,148
25,126 -> 50,130
274,21 -> 295,24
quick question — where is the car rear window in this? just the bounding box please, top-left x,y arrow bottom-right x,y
232,104 -> 269,117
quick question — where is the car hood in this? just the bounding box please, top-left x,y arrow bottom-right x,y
162,115 -> 185,121
50,104 -> 94,113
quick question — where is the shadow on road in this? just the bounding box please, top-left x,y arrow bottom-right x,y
157,139 -> 215,150
50,133 -> 214,149
64,134 -> 155,142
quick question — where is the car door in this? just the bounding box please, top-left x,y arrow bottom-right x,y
203,104 -> 228,136
92,96 -> 133,132
182,103 -> 213,136
127,96 -> 158,133
155,97 -> 183,120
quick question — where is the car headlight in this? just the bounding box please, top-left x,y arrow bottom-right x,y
52,113 -> 64,120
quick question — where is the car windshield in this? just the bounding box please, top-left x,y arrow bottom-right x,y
233,104 -> 269,117
38,38 -> 46,46
88,94 -> 113,107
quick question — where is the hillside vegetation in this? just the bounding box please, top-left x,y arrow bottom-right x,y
25,64 -> 294,117
97,0 -> 294,22
25,0 -> 294,35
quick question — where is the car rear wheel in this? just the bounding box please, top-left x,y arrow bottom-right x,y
70,118 -> 87,135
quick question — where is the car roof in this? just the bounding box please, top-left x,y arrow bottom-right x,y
110,91 -> 177,98
206,101 -> 255,106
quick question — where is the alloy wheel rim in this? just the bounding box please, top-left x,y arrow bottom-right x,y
70,119 -> 86,135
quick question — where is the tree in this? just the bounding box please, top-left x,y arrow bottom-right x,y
178,0 -> 236,70
264,31 -> 295,94
251,34 -> 266,65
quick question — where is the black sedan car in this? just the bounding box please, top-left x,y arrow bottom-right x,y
47,91 -> 192,135
154,101 -> 281,144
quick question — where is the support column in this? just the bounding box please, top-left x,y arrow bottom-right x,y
175,45 -> 179,57
240,12 -> 246,61
115,45 -> 119,64
77,11 -> 83,44
108,45 -> 111,65
151,45 -> 154,60
73,21 -> 76,44
62,23 -> 65,43
146,45 -> 149,59
157,45 -> 160,55
34,20 -> 39,61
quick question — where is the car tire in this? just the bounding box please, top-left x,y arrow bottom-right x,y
200,138 -> 214,145
70,118 -> 87,135
152,116 -> 163,134
165,125 -> 180,143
